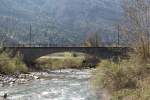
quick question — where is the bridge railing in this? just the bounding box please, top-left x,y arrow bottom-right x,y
2,43 -> 131,48
2,43 -> 81,47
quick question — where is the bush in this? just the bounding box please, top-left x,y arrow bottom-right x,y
112,76 -> 150,100
92,60 -> 136,92
0,52 -> 28,74
91,59 -> 150,100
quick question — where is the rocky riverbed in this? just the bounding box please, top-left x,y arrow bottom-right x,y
0,73 -> 41,87
0,69 -> 99,100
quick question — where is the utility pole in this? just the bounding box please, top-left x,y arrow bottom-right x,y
117,24 -> 120,47
95,33 -> 97,47
48,36 -> 50,47
29,24 -> 32,47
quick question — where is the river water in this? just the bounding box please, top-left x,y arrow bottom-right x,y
0,69 -> 98,100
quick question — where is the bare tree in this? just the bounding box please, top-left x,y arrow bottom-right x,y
123,0 -> 150,61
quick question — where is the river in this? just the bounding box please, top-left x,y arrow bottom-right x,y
0,69 -> 98,100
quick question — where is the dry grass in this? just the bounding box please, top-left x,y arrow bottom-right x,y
91,53 -> 150,100
35,52 -> 86,70
0,51 -> 28,74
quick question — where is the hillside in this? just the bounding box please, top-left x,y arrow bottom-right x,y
0,0 -> 123,45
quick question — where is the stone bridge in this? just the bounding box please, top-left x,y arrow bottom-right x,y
4,47 -> 130,64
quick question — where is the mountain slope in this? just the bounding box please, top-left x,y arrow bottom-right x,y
0,0 -> 123,45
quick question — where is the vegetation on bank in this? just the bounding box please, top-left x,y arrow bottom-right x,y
0,50 -> 97,74
35,52 -> 98,70
91,54 -> 150,100
91,29 -> 150,99
0,51 -> 28,74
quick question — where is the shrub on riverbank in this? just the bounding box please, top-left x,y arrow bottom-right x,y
0,52 -> 28,74
91,58 -> 150,100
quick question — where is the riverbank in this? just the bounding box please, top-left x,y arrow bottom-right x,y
91,58 -> 150,100
0,73 -> 41,87
35,52 -> 98,70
